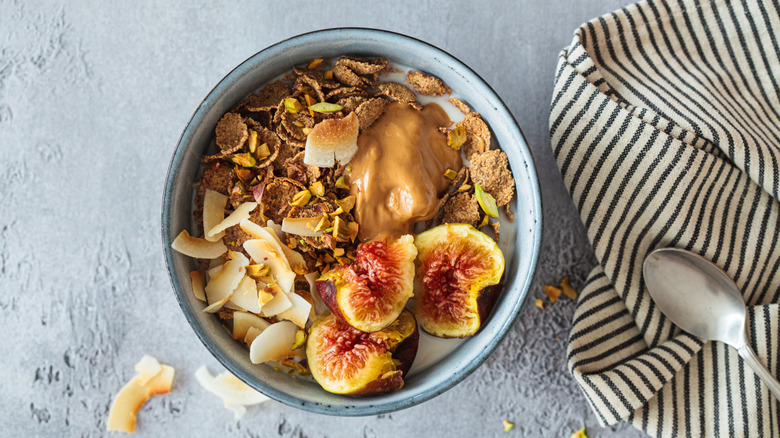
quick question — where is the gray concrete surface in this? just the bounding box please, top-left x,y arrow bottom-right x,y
1,1 -> 648,436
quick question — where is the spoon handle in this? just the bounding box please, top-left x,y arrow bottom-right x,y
737,344 -> 780,401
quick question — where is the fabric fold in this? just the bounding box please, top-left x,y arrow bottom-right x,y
552,0 -> 780,436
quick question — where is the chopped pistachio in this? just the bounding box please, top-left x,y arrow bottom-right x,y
293,120 -> 304,128
313,215 -> 331,233
255,142 -> 271,160
347,222 -> 359,242
336,256 -> 350,265
284,98 -> 303,113
307,58 -> 324,69
322,254 -> 336,264
503,420 -> 514,432
308,102 -> 343,113
290,189 -> 312,207
570,427 -> 588,438
258,275 -> 275,284
333,247 -> 345,257
336,195 -> 356,213
332,216 -> 351,241
231,153 -> 256,167
544,284 -> 562,303
309,181 -> 325,197
247,130 -> 258,153
235,166 -> 254,184
457,183 -> 472,192
560,276 -> 578,299
443,168 -> 458,180
246,264 -> 270,279
448,125 -> 466,150
335,175 -> 350,190
291,329 -> 306,350
478,214 -> 489,229
475,184 -> 499,218
331,206 -> 344,216
302,127 -> 312,135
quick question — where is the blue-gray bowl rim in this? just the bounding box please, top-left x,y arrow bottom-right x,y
162,27 -> 543,416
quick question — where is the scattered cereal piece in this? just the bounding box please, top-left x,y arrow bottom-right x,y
560,276 -> 578,299
570,426 -> 588,438
242,81 -> 290,112
544,285 -> 562,303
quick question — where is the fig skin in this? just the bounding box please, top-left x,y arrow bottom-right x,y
306,310 -> 419,396
411,223 -> 505,338
315,234 -> 417,333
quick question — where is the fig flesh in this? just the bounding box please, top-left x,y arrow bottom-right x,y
306,310 -> 419,395
411,223 -> 504,338
316,234 -> 417,333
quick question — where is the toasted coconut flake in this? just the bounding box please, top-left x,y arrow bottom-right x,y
195,366 -> 269,420
244,326 -> 264,346
304,112 -> 359,168
203,296 -> 233,313
203,189 -> 229,242
281,216 -> 323,237
206,202 -> 257,239
205,252 -> 249,305
277,292 -> 312,328
171,230 -> 228,259
190,271 -> 206,302
249,321 -> 299,363
262,222 -> 308,275
134,355 -> 162,386
106,360 -> 175,433
232,311 -> 271,340
243,236 -> 296,294
259,284 -> 293,317
229,276 -> 262,313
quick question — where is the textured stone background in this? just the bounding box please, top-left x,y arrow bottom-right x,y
1,0 -> 649,436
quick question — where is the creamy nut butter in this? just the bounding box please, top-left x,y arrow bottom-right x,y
349,102 -> 462,241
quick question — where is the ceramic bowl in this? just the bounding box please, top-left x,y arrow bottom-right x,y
162,28 -> 542,416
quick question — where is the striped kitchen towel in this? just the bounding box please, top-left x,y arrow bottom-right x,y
550,0 -> 780,436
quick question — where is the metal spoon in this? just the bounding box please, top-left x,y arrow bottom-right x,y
643,247 -> 780,400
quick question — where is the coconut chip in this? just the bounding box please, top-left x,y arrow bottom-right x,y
106,356 -> 175,433
195,366 -> 269,420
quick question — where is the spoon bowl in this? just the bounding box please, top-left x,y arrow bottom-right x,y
643,247 -> 780,400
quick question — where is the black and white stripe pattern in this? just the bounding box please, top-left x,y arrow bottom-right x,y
551,0 -> 780,436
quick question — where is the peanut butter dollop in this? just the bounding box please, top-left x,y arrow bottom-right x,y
348,102 -> 461,242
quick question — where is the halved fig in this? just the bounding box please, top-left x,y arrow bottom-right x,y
306,310 -> 419,395
316,234 -> 417,333
411,223 -> 504,338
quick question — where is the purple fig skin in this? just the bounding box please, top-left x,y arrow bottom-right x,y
315,279 -> 348,323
